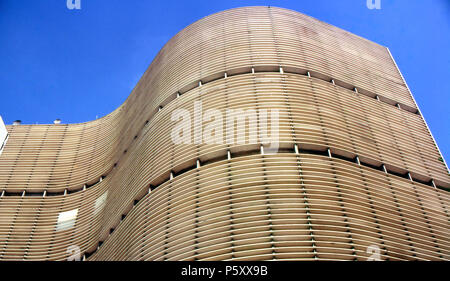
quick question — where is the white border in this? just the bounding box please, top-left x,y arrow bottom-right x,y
0,116 -> 8,156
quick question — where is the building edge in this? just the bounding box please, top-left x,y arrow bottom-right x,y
386,47 -> 449,173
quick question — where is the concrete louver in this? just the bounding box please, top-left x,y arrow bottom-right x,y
0,7 -> 448,261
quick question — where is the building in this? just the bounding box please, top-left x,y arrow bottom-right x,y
0,6 -> 449,261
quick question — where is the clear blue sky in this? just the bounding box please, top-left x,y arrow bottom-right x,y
0,0 -> 449,163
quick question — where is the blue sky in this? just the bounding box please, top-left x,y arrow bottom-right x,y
0,0 -> 449,163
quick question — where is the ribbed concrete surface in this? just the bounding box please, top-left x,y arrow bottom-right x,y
0,7 -> 448,261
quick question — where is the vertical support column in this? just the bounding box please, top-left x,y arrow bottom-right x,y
382,164 -> 388,174
407,172 -> 413,182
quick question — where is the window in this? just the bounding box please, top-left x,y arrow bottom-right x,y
94,191 -> 108,215
56,209 -> 78,231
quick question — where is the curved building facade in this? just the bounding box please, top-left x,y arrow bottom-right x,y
0,7 -> 449,261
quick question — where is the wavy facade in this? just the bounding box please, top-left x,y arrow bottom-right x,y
0,6 -> 449,261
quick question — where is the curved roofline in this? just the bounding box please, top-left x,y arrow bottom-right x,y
11,6 -> 388,126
